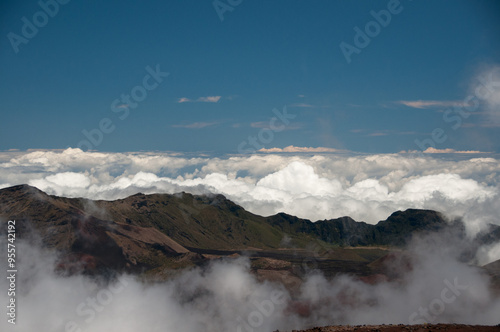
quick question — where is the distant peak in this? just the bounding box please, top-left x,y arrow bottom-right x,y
0,184 -> 48,199
2,184 -> 42,192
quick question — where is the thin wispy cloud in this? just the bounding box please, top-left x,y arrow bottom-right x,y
198,96 -> 221,103
250,121 -> 302,130
470,65 -> 500,121
177,96 -> 222,103
364,130 -> 416,137
401,147 -> 487,154
250,121 -> 271,128
397,100 -> 465,109
172,121 -> 218,129
290,103 -> 314,108
258,145 -> 341,153
177,97 -> 192,103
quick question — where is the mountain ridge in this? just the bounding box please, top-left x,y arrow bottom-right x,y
0,184 -> 498,277
0,184 -> 460,248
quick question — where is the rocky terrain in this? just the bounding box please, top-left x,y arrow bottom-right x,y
283,324 -> 500,332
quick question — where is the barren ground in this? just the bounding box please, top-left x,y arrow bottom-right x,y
279,324 -> 500,332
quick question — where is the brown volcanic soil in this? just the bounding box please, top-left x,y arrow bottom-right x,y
284,323 -> 500,332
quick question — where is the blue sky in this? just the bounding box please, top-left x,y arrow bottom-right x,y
1,0 -> 499,153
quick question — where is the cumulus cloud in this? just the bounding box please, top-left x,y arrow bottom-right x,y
1,148 -> 500,238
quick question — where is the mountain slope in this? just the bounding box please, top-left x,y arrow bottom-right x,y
0,185 -> 463,250
0,185 -> 191,273
0,184 -> 493,275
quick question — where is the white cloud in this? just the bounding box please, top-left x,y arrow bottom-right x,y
177,96 -> 221,103
197,96 -> 221,103
1,149 -> 500,237
401,147 -> 487,154
470,65 -> 500,122
396,173 -> 494,202
258,146 -> 341,153
29,172 -> 91,197
257,161 -> 343,196
397,100 -> 465,109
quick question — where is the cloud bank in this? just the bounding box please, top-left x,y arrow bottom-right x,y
1,148 -> 499,238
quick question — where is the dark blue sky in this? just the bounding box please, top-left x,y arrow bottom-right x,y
1,0 -> 499,153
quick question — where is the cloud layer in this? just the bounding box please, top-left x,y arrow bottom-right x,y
1,148 -> 499,239
1,231 -> 499,331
